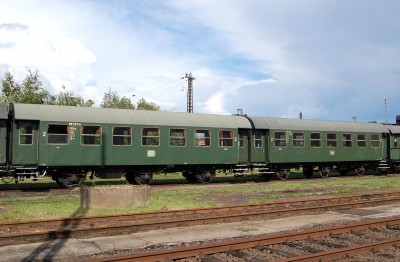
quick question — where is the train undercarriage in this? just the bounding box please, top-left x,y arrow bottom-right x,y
0,160 -> 397,188
232,160 -> 392,181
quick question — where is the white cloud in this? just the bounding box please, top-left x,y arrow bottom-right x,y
0,0 -> 399,122
201,92 -> 228,115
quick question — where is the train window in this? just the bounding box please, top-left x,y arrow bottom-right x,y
47,124 -> 69,144
326,133 -> 337,147
81,126 -> 102,145
170,128 -> 186,147
219,130 -> 234,147
274,131 -> 287,147
310,133 -> 321,147
357,134 -> 366,148
142,128 -> 160,146
254,131 -> 263,148
19,126 -> 33,145
371,134 -> 380,148
343,134 -> 352,147
293,132 -> 304,147
238,133 -> 245,148
113,127 -> 131,146
195,129 -> 210,147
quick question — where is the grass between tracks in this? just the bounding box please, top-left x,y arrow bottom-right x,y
1,173 -> 400,222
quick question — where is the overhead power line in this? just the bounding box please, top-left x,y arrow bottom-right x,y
133,78 -> 183,97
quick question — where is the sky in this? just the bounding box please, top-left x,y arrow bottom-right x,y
0,0 -> 399,123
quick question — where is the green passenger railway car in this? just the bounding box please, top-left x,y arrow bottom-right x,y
0,102 -> 399,188
236,117 -> 391,180
8,103 -> 251,187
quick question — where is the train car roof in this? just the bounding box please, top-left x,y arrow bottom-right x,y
11,103 -> 252,129
0,103 -> 7,119
387,124 -> 400,134
247,116 -> 389,133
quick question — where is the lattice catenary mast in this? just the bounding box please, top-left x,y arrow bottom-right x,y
184,73 -> 195,113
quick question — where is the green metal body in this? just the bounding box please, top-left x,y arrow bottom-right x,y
6,103 -> 400,180
37,124 -> 239,167
246,117 -> 389,167
266,130 -> 385,164
10,104 -> 252,171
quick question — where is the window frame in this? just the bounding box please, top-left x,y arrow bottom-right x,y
310,132 -> 321,148
112,126 -> 132,146
169,128 -> 186,147
274,131 -> 287,148
238,133 -> 245,148
19,125 -> 33,145
254,131 -> 263,148
47,124 -> 69,145
194,129 -> 211,147
81,125 -> 102,146
357,134 -> 367,148
371,134 -> 380,148
342,133 -> 352,148
142,127 -> 160,147
326,133 -> 337,147
292,132 -> 305,148
219,130 -> 234,147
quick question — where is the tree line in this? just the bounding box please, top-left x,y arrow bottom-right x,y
0,68 -> 160,111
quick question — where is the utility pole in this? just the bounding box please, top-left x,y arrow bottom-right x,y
384,97 -> 387,124
184,73 -> 195,113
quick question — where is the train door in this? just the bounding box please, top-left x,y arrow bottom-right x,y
391,135 -> 400,161
12,120 -> 39,165
238,129 -> 250,163
250,129 -> 267,163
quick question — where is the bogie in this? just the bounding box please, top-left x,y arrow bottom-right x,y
126,173 -> 154,185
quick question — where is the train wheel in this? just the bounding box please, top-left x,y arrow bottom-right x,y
276,170 -> 290,180
355,166 -> 365,176
56,174 -> 86,188
303,166 -> 313,178
318,167 -> 330,178
183,171 -> 215,183
126,173 -> 153,185
1,174 -> 15,183
194,171 -> 215,183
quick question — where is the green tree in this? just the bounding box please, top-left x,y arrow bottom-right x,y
136,97 -> 160,111
83,99 -> 95,107
101,87 -> 134,109
54,85 -> 87,106
0,71 -> 21,102
19,68 -> 54,104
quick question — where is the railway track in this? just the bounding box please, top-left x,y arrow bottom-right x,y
1,192 -> 400,247
91,217 -> 400,261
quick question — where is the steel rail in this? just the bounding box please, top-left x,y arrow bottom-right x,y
88,217 -> 400,262
280,237 -> 400,261
1,191 -> 399,232
1,194 -> 400,247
